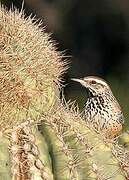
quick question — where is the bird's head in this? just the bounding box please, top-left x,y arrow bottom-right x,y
71,76 -> 111,96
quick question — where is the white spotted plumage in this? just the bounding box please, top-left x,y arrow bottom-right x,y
72,76 -> 124,138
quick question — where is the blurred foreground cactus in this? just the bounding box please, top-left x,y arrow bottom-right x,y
0,4 -> 129,180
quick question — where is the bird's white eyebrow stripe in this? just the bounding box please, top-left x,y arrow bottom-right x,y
84,77 -> 108,86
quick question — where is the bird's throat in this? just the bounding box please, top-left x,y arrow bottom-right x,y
87,89 -> 96,98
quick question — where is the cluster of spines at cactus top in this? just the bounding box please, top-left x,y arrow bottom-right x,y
0,4 -> 129,180
0,4 -> 67,129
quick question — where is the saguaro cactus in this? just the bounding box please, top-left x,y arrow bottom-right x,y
0,4 -> 129,180
0,5 -> 66,130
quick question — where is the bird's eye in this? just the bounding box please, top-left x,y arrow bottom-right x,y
91,80 -> 96,84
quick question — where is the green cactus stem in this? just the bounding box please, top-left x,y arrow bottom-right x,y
8,121 -> 54,180
0,135 -> 11,179
0,5 -> 66,130
39,104 -> 126,179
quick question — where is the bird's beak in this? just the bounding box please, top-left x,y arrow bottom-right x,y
71,78 -> 85,84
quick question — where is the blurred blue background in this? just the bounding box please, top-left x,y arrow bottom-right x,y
1,0 -> 129,127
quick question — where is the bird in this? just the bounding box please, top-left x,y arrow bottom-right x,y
71,76 -> 124,139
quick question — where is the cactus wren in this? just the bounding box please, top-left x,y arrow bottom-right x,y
72,76 -> 124,138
